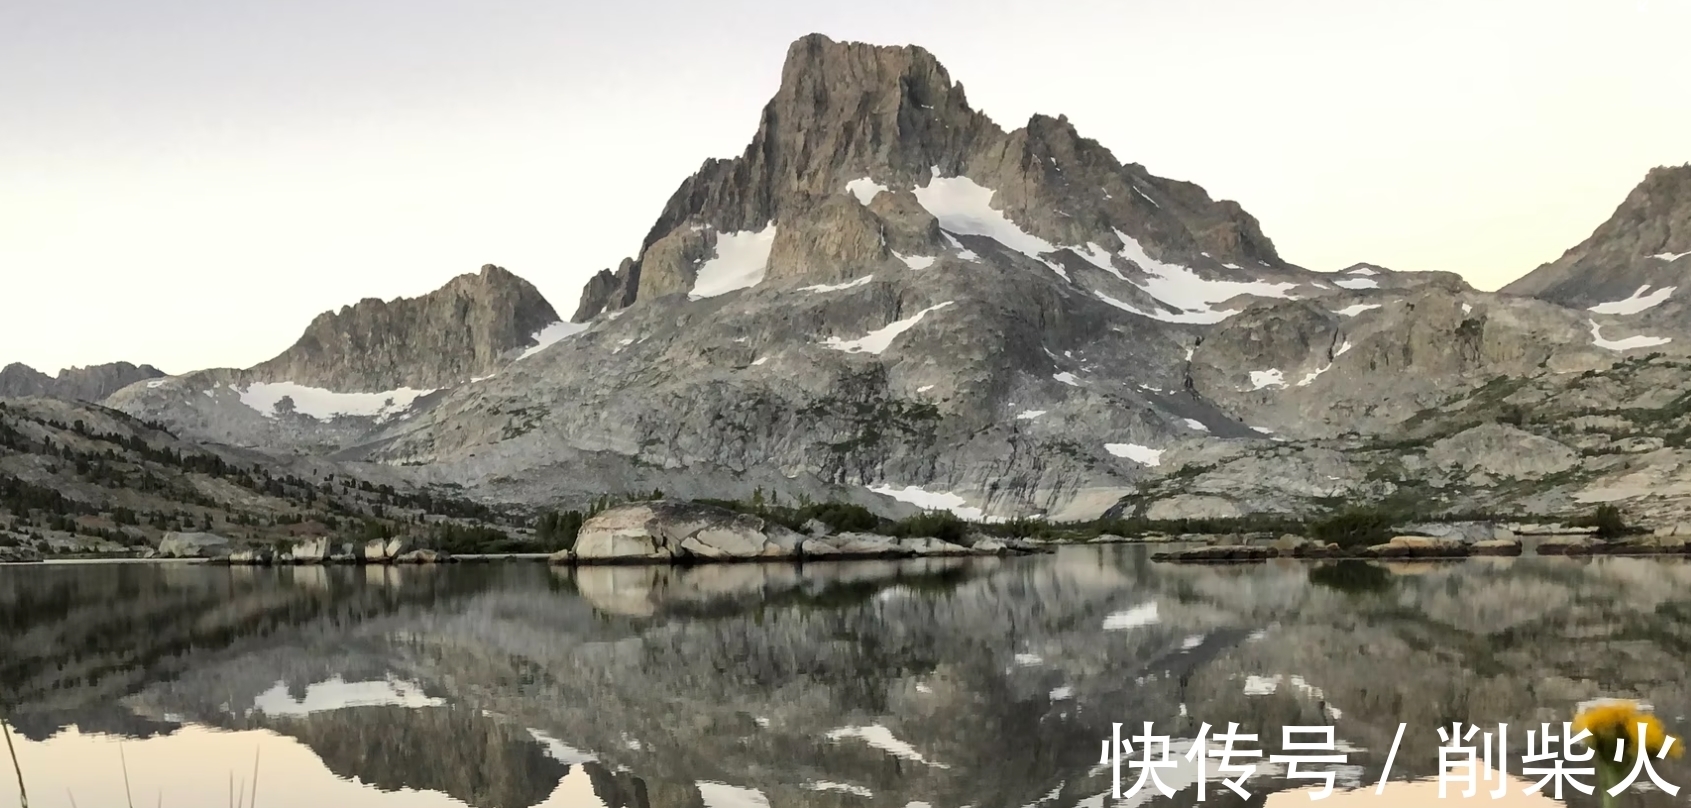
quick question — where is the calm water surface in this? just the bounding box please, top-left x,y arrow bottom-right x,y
3,548 -> 1691,808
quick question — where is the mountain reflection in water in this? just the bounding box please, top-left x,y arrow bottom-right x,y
3,549 -> 1691,807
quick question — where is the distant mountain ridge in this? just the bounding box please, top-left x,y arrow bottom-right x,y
0,361 -> 166,402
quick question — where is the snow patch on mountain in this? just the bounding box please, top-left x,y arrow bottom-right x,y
912,171 -> 1069,280
896,253 -> 936,270
1589,321 -> 1672,351
1105,443 -> 1162,466
237,382 -> 433,422
867,485 -> 988,521
1333,277 -> 1380,290
1297,364 -> 1332,387
1016,410 -> 1047,420
1250,369 -> 1287,390
518,321 -> 589,361
1183,418 -> 1209,432
942,232 -> 980,262
844,177 -> 887,206
1588,285 -> 1675,315
1332,303 -> 1381,317
1654,251 -> 1691,262
1113,230 -> 1298,324
801,276 -> 875,293
690,224 -> 777,300
823,302 -> 954,354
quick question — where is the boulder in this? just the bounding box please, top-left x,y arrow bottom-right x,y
1003,538 -> 1049,554
798,538 -> 843,557
157,531 -> 233,559
1271,534 -> 1313,553
1537,536 -> 1600,556
288,537 -> 330,564
384,537 -> 411,558
1470,538 -> 1523,557
1365,536 -> 1468,559
973,538 -> 1007,554
395,549 -> 451,564
895,537 -> 973,556
363,540 -> 389,562
829,533 -> 914,557
763,525 -> 806,556
547,548 -> 573,565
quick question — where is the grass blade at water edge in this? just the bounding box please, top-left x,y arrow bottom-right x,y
248,747 -> 260,808
2,714 -> 27,808
120,743 -> 135,808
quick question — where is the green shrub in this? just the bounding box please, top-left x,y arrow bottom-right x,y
1307,507 -> 1399,548
1570,503 -> 1630,540
890,511 -> 969,545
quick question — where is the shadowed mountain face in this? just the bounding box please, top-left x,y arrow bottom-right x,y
6,552 -> 1691,808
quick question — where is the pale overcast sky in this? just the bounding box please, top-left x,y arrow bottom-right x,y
3,0 -> 1687,375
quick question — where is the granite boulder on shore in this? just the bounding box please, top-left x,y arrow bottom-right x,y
550,500 -> 1042,565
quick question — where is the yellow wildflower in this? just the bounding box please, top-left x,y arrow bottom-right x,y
1573,699 -> 1684,760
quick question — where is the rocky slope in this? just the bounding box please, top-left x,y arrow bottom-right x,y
1504,164 -> 1691,312
0,396 -> 525,559
0,361 -> 165,402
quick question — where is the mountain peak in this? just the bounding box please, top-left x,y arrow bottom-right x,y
1503,165 -> 1691,307
252,265 -> 560,392
571,34 -> 1295,322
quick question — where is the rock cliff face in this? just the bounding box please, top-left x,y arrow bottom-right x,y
0,361 -> 165,402
252,264 -> 561,392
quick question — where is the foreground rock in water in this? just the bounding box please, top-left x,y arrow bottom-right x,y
549,500 -> 1045,565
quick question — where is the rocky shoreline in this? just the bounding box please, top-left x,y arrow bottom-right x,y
1151,528 -> 1691,563
134,500 -> 1053,568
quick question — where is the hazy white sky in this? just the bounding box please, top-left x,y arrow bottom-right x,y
3,0 -> 1687,375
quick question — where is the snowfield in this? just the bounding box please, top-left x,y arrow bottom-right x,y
823,302 -> 954,355
690,224 -> 777,300
1105,443 -> 1162,466
1589,320 -> 1672,351
1587,284 -> 1675,315
237,381 -> 433,422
